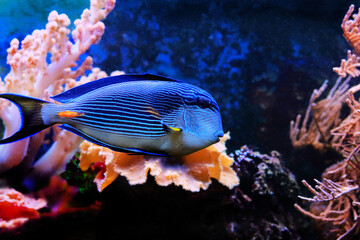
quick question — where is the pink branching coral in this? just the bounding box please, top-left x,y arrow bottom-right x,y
292,4 -> 360,239
0,188 -> 46,229
0,0 -> 115,175
79,133 -> 239,192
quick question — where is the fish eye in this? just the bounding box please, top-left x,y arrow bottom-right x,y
196,96 -> 211,109
184,95 -> 218,111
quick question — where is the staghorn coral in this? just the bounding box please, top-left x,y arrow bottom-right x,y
0,188 -> 46,229
0,0 -> 115,175
78,133 -> 239,192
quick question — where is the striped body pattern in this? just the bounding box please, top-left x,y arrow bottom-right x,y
0,74 -> 224,156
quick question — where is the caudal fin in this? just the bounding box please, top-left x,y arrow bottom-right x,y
0,93 -> 50,144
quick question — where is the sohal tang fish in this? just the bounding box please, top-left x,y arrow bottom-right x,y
0,74 -> 224,156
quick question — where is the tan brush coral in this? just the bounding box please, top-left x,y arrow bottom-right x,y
290,77 -> 350,151
331,91 -> 360,156
333,50 -> 360,78
333,4 -> 360,78
291,3 -> 360,152
0,0 -> 116,174
341,4 -> 360,55
295,91 -> 360,239
79,133 -> 239,192
293,3 -> 360,240
294,148 -> 360,239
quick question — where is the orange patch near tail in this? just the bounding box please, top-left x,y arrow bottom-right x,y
58,110 -> 84,118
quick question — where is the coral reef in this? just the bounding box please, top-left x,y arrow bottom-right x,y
90,146 -> 308,240
0,0 -> 115,176
291,4 -> 360,240
78,133 -> 239,192
0,145 -> 307,239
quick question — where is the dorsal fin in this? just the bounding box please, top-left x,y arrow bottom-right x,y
51,73 -> 180,103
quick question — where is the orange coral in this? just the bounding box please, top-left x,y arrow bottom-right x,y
0,188 -> 46,229
79,133 -> 239,192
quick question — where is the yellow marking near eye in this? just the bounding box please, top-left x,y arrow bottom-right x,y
147,106 -> 161,119
168,126 -> 182,132
58,110 -> 84,118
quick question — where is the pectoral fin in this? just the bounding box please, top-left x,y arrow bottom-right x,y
168,126 -> 182,132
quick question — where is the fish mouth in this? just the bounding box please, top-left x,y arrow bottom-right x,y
214,130 -> 224,139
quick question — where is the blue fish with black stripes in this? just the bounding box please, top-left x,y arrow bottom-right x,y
0,74 -> 224,156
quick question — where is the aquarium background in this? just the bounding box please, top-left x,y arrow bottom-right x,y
0,0 -> 354,155
0,0 -> 358,239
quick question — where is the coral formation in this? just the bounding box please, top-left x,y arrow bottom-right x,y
0,188 -> 46,229
91,145 -> 308,240
78,133 -> 239,192
291,4 -> 360,240
294,152 -> 360,239
0,0 -> 115,231
290,78 -> 349,151
227,146 -> 307,239
0,0 -> 115,175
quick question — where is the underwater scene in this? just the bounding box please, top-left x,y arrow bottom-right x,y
2,0 -> 360,239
